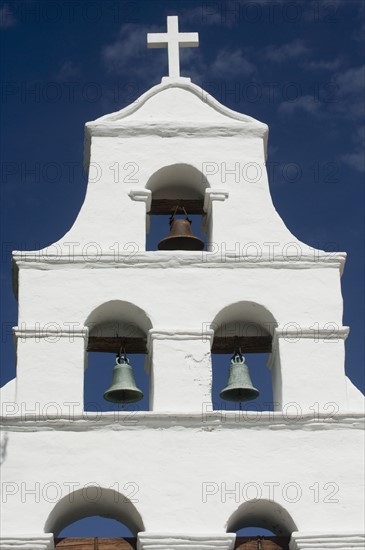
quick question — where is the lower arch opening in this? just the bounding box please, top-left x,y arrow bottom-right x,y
227,498 -> 298,536
44,487 -> 144,538
58,515 -> 134,538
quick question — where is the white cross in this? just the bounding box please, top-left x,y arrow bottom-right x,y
147,16 -> 199,78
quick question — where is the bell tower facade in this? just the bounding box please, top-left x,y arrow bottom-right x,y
1,16 -> 364,550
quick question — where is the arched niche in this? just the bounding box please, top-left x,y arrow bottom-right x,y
145,163 -> 210,249
44,486 -> 144,537
227,499 -> 297,536
211,301 -> 276,353
210,301 -> 277,411
146,163 -> 210,202
86,300 -> 153,350
84,301 -> 153,411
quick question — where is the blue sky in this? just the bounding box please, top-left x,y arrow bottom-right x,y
1,0 -> 364,539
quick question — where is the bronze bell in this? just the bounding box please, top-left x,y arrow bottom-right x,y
158,211 -> 204,251
220,353 -> 260,403
103,354 -> 144,404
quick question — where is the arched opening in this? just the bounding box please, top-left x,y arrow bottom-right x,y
85,301 -> 153,412
45,486 -> 143,548
228,499 -> 297,549
237,527 -> 278,536
210,302 -> 277,411
58,516 -> 133,537
145,163 -> 210,251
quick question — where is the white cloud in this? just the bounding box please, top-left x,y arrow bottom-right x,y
180,5 -> 222,26
341,151 -> 364,172
54,61 -> 80,82
277,65 -> 365,120
355,125 -> 364,145
331,65 -> 365,118
264,40 -> 310,63
335,65 -> 364,96
102,23 -> 164,82
348,0 -> 365,42
177,48 -> 207,83
101,23 -> 256,87
181,0 -> 288,27
352,19 -> 365,42
278,95 -> 321,116
341,125 -> 365,173
179,47 -> 256,85
303,57 -> 343,72
210,49 -> 256,78
0,3 -> 17,29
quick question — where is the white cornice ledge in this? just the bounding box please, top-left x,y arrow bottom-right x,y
290,532 -> 365,549
86,121 -> 265,138
12,251 -> 347,270
129,189 -> 152,211
138,533 -> 235,550
1,412 -> 363,432
0,534 -> 54,549
275,326 -> 349,341
204,189 -> 229,215
148,328 -> 213,340
161,76 -> 191,84
13,326 -> 89,344
147,328 -> 214,353
161,76 -> 192,83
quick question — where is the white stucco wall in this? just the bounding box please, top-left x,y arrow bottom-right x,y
9,258 -> 353,413
0,415 -> 364,538
2,78 -> 364,548
14,80 -> 330,258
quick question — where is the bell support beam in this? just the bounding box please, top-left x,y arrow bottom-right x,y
87,336 -> 271,354
87,336 -> 147,354
129,191 -> 230,215
212,336 -> 272,354
149,199 -> 204,215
